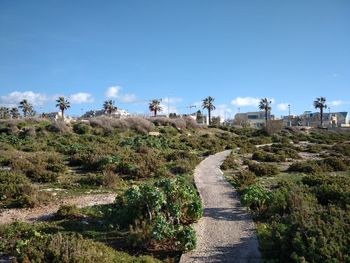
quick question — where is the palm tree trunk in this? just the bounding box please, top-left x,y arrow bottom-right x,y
61,109 -> 64,120
154,110 -> 157,117
265,109 -> 268,126
320,107 -> 323,126
208,109 -> 211,125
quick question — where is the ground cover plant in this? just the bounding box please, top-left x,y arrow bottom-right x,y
0,118 -> 237,262
221,128 -> 350,263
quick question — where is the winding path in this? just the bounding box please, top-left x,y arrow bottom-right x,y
180,150 -> 261,263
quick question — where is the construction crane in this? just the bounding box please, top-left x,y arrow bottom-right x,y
187,104 -> 197,115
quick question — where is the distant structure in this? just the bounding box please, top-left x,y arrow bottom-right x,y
43,112 -> 62,120
81,109 -> 130,119
282,111 -> 349,127
234,111 -> 274,128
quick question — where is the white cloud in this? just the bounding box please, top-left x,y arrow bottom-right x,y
213,104 -> 233,120
277,103 -> 289,111
69,92 -> 94,104
162,97 -> 183,104
105,86 -> 137,103
0,91 -> 47,106
329,100 -> 343,106
231,97 -> 260,107
231,97 -> 275,107
105,86 -> 121,98
160,103 -> 177,114
117,94 -> 137,103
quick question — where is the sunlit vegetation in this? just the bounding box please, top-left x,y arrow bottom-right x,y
1,117 -> 350,262
222,128 -> 350,262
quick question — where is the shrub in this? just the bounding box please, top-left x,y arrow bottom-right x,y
73,122 -> 91,134
0,171 -> 50,208
232,170 -> 256,191
252,150 -> 285,162
288,161 -> 322,174
114,178 -> 202,251
0,227 -> 160,263
241,185 -> 270,210
56,205 -> 82,219
9,152 -> 66,183
47,121 -> 71,133
220,153 -> 238,170
288,157 -> 348,174
248,163 -> 279,176
322,157 -> 348,172
89,117 -> 154,134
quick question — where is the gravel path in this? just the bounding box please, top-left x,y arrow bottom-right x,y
0,193 -> 116,225
180,150 -> 261,263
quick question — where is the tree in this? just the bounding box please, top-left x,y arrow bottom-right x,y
258,98 -> 272,125
202,96 -> 216,125
149,99 -> 162,117
313,97 -> 327,126
196,110 -> 204,124
103,100 -> 117,115
56,97 -> 70,119
19,99 -> 33,117
10,107 -> 20,119
0,107 -> 10,119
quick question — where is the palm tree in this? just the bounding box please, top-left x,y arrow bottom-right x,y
56,97 -> 70,119
258,98 -> 272,125
10,107 -> 20,119
202,96 -> 216,125
313,97 -> 327,126
103,100 -> 117,115
149,99 -> 162,117
19,99 -> 33,117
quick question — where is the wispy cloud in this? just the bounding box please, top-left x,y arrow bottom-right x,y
277,103 -> 289,111
69,92 -> 94,104
231,97 -> 275,107
162,97 -> 183,104
329,100 -> 344,106
213,104 -> 233,120
105,86 -> 137,103
231,97 -> 260,107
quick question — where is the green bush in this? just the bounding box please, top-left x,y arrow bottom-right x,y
79,171 -> 120,188
248,162 -> 279,176
0,171 -> 50,208
241,185 -> 270,210
73,122 -> 91,134
220,153 -> 238,170
288,157 -> 348,174
232,170 -> 256,191
252,150 -> 285,162
56,205 -> 82,219
9,152 -> 66,183
288,161 -> 321,174
114,178 -> 202,251
0,225 -> 159,263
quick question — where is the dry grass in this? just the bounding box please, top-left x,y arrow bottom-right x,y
89,116 -> 155,134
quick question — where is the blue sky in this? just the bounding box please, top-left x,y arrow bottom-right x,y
0,0 -> 349,118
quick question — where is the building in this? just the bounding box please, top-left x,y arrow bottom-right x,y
234,111 -> 274,127
44,112 -> 62,120
81,109 -> 130,119
281,111 -> 349,127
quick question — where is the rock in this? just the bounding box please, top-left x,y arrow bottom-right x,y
148,131 -> 160,136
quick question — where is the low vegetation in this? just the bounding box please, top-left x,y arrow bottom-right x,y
1,118 -> 350,262
221,128 -> 350,262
